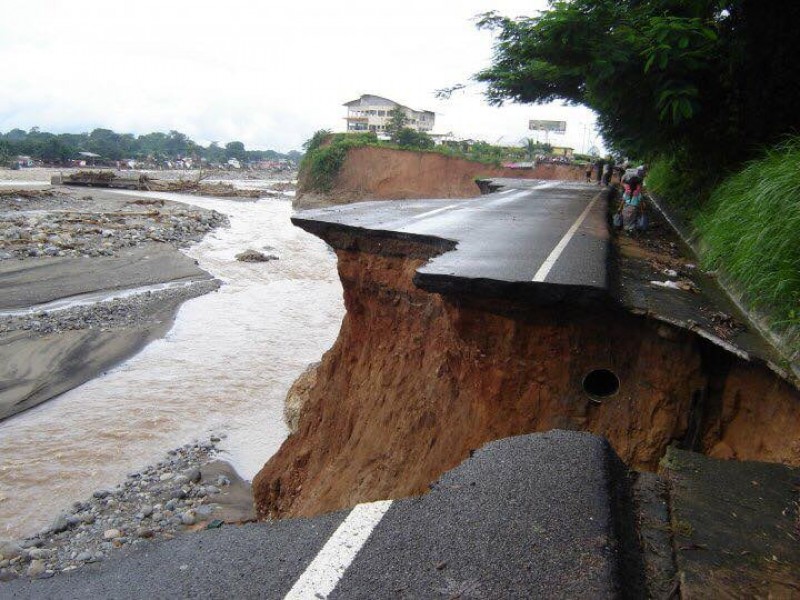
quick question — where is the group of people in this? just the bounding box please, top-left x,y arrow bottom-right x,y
584,159 -> 648,233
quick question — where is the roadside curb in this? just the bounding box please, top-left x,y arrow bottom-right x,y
647,193 -> 799,379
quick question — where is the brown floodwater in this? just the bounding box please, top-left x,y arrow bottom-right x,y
0,191 -> 344,539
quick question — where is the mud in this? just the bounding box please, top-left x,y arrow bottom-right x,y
294,146 -> 586,209
253,234 -> 800,520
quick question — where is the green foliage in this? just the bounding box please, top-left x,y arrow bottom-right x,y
694,138 -> 800,324
645,149 -> 720,214
386,108 -> 409,142
474,2 -> 800,174
303,129 -> 333,153
0,127 -> 298,165
299,132 -> 379,193
396,128 -> 434,150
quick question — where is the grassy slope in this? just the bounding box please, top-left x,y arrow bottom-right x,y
648,139 -> 800,360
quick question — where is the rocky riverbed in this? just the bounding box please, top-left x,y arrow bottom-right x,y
0,188 -> 227,261
0,280 -> 221,334
0,438 -> 253,583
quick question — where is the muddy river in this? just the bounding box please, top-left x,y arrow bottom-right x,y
0,191 -> 344,539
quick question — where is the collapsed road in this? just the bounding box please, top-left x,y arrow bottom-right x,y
253,179 -> 799,520
4,180 -> 799,597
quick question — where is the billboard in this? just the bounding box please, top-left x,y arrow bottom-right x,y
529,120 -> 567,133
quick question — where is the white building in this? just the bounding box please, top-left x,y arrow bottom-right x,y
343,94 -> 435,136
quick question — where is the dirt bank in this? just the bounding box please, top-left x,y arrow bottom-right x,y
253,232 -> 800,520
294,146 -> 586,209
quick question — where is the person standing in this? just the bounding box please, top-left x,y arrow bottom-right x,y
617,174 -> 645,231
601,162 -> 612,186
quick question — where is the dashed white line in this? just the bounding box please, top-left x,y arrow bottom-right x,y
409,204 -> 460,220
532,194 -> 601,283
283,500 -> 393,600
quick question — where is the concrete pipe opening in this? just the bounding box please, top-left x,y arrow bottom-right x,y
582,369 -> 620,402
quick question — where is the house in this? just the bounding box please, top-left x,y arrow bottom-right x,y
343,94 -> 435,136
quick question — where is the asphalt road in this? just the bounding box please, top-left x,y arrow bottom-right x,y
292,181 -> 610,304
4,431 -> 631,599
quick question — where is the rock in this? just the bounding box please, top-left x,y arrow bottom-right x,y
235,249 -> 277,262
75,551 -> 92,562
0,568 -> 18,582
0,541 -> 23,560
103,528 -> 121,540
27,559 -> 46,578
140,505 -> 153,518
205,485 -> 220,495
136,528 -> 154,539
196,505 -> 214,519
180,510 -> 197,526
284,362 -> 320,434
93,489 -> 111,499
185,468 -> 201,483
215,475 -> 231,487
27,548 -> 51,560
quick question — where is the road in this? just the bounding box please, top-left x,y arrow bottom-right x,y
292,180 -> 610,304
4,431 -> 634,599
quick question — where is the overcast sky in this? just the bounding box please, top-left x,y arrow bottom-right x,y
0,1 -> 602,153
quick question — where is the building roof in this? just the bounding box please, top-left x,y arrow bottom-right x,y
343,94 -> 433,115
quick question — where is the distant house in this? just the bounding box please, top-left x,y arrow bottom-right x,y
343,94 -> 435,136
15,155 -> 35,168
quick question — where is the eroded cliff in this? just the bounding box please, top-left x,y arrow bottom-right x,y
294,146 -> 585,209
253,232 -> 800,520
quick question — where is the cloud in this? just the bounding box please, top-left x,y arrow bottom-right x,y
0,0 -> 601,152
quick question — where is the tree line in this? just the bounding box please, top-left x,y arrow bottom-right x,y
0,127 -> 301,166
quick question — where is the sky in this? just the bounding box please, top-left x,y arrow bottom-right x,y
0,1 -> 603,154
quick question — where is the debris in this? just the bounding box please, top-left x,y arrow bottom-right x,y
235,249 -> 278,263
650,280 -> 699,293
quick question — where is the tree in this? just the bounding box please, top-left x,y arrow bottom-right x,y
473,1 -> 800,181
385,107 -> 409,142
396,128 -> 434,150
225,141 -> 246,162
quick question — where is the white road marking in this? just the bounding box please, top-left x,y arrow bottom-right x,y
284,500 -> 393,600
532,194 -> 601,283
498,188 -> 516,195
409,204 -> 460,220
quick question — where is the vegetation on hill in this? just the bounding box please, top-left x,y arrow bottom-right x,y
0,127 -> 300,166
299,130 -> 556,194
470,0 -> 800,341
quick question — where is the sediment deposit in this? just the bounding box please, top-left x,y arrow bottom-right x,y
253,229 -> 800,520
294,146 -> 585,208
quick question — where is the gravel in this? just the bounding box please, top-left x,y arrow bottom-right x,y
0,190 -> 228,262
0,280 -> 221,334
0,438 -> 234,581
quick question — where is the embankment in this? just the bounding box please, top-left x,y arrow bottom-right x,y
294,146 -> 585,209
253,229 -> 800,520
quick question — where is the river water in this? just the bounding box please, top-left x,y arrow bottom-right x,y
0,191 -> 344,539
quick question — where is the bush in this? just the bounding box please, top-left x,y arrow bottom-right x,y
646,149 -> 721,215
694,137 -> 800,326
298,132 -> 379,193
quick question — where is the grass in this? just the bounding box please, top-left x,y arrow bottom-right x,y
694,137 -> 800,328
